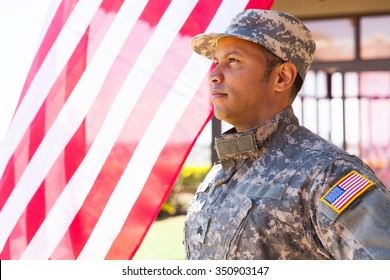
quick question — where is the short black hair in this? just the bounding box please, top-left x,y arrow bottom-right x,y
259,46 -> 303,99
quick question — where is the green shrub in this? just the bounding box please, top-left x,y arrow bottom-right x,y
159,164 -> 211,218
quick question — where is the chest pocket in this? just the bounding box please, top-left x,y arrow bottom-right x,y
208,193 -> 253,258
186,192 -> 253,259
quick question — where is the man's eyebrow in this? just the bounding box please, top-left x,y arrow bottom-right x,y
213,50 -> 243,60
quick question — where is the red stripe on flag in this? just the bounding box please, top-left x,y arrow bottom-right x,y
246,0 -> 275,9
16,0 -> 78,110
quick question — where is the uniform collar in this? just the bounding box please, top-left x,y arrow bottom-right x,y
215,107 -> 299,162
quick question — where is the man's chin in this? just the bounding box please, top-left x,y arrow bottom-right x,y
213,110 -> 233,125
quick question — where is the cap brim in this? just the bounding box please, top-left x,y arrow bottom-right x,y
191,32 -> 269,61
190,33 -> 223,60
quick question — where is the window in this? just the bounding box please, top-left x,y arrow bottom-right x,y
304,19 -> 355,62
360,15 -> 390,60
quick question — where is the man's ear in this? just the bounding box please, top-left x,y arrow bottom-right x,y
274,62 -> 297,93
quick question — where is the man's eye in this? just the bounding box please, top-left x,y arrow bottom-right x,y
229,58 -> 239,63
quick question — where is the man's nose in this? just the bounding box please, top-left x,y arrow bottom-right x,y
208,65 -> 223,84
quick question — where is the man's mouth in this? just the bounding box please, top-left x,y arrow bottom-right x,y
211,90 -> 227,99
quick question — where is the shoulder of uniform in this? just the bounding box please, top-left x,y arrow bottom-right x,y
316,170 -> 390,259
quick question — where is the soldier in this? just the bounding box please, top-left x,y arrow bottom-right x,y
184,9 -> 390,259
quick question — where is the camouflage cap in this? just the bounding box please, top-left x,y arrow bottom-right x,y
191,9 -> 316,81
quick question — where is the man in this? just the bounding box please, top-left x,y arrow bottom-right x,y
184,9 -> 390,260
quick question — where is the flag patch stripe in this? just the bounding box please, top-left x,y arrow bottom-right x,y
321,171 -> 374,214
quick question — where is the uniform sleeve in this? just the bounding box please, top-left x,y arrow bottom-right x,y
312,159 -> 390,260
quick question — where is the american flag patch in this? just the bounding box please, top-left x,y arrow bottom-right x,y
321,171 -> 374,213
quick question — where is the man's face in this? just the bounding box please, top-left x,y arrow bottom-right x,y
209,37 -> 278,131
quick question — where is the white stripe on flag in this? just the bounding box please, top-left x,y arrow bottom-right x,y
18,0 -> 151,259
200,0 -> 250,33
33,0 -> 63,62
0,0 -> 103,180
0,0 -> 105,252
78,0 -> 252,259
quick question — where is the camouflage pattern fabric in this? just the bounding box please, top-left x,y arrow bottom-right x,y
184,107 -> 390,259
191,9 -> 316,81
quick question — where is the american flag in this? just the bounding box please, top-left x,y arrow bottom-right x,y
0,0 -> 274,259
321,171 -> 374,213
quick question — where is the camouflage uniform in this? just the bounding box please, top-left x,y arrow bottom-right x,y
184,107 -> 390,259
